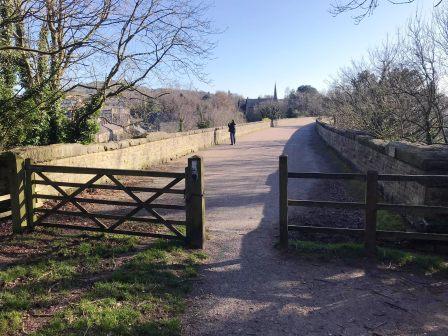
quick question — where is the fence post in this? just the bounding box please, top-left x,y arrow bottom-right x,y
7,152 -> 28,233
365,170 -> 378,256
24,159 -> 35,231
213,128 -> 218,145
186,155 -> 205,249
279,155 -> 288,248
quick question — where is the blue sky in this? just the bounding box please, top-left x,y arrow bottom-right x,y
191,0 -> 436,98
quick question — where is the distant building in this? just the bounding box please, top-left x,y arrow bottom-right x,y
243,84 -> 282,116
62,91 -> 140,142
99,106 -> 132,126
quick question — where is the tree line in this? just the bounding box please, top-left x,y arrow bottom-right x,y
244,85 -> 326,122
131,89 -> 245,132
0,0 -> 215,149
326,7 -> 448,145
330,0 -> 444,24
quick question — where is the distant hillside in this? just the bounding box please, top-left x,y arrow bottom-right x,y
64,84 -> 246,139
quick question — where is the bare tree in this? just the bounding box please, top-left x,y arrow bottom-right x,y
326,12 -> 448,145
331,0 -> 444,23
256,100 -> 286,121
155,89 -> 243,132
0,0 -> 216,145
399,16 -> 447,143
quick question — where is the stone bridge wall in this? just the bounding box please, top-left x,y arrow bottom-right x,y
0,121 -> 270,196
315,119 -> 448,207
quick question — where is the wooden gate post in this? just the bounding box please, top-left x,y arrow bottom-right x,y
279,155 -> 288,248
24,159 -> 36,231
186,155 -> 205,249
365,170 -> 378,256
6,152 -> 28,233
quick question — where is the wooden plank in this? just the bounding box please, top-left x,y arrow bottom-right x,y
377,203 -> 448,215
378,174 -> 448,183
288,200 -> 365,209
285,173 -> 448,183
106,176 -> 184,231
106,174 -> 144,203
0,199 -> 11,213
24,159 -> 36,230
33,173 -> 104,226
0,193 -> 10,200
36,172 -> 107,229
147,206 -> 185,238
34,194 -> 185,210
144,177 -> 184,204
36,222 -> 183,240
32,180 -> 185,194
376,230 -> 448,242
365,170 -> 378,256
286,172 -> 448,183
0,211 -> 11,220
27,164 -> 185,178
0,194 -> 10,218
279,155 -> 288,248
288,172 -> 366,180
0,154 -> 10,195
34,208 -> 186,226
289,225 -> 448,243
288,225 -> 364,236
106,174 -> 184,238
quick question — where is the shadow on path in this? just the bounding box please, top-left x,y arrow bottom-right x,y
184,122 -> 448,336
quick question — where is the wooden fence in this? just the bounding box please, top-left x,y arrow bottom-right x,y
2,152 -> 205,249
279,155 -> 448,255
0,153 -> 24,226
0,193 -> 10,221
0,153 -> 11,220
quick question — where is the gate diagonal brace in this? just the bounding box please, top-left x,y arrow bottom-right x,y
106,175 -> 184,238
34,172 -> 106,228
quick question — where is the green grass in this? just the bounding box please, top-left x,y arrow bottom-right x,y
0,230 -> 206,336
290,240 -> 448,276
376,210 -> 407,231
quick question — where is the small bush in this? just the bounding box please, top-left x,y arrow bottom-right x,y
197,120 -> 211,129
0,311 -> 22,335
377,210 -> 407,231
290,240 -> 448,275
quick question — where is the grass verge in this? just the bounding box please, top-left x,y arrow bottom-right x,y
376,210 -> 407,231
0,229 -> 206,336
290,240 -> 448,276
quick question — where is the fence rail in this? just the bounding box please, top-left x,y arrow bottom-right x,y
0,194 -> 11,220
32,181 -> 185,194
0,153 -> 14,221
1,152 -> 205,249
27,164 -> 186,178
279,155 -> 448,255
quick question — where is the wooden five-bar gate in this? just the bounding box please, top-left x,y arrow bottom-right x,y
279,155 -> 448,255
5,154 -> 205,249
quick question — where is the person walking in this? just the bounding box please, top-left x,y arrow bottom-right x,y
228,119 -> 236,145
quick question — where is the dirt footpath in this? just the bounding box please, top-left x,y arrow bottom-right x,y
161,118 -> 447,336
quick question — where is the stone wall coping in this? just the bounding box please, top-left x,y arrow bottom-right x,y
316,119 -> 448,173
6,121 -> 268,163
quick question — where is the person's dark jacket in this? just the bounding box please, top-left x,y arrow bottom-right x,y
228,121 -> 236,133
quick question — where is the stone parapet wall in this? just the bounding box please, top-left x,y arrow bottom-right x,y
316,119 -> 448,206
0,121 -> 270,196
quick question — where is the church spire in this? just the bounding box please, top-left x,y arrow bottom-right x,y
274,83 -> 278,100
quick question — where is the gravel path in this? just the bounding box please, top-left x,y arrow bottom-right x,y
161,118 -> 447,336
